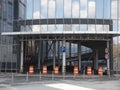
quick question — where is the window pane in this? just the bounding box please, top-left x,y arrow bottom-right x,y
26,0 -> 32,19
111,0 -> 117,19
72,0 -> 79,18
72,24 -> 79,31
88,0 -> 95,18
80,0 -> 87,18
96,0 -> 103,18
41,0 -> 48,18
56,0 -> 63,18
80,24 -> 87,31
56,25 -> 63,31
104,0 -> 110,19
64,0 -> 72,18
33,0 -> 40,19
48,0 -> 55,18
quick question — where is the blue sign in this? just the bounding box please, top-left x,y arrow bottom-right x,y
61,47 -> 66,52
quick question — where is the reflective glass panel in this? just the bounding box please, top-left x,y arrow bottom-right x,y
48,0 -> 55,18
33,0 -> 40,19
80,0 -> 87,18
72,0 -> 80,18
88,0 -> 95,18
56,0 -> 63,18
104,0 -> 110,19
64,0 -> 72,18
41,0 -> 48,18
96,0 -> 103,18
111,0 -> 117,19
26,0 -> 32,19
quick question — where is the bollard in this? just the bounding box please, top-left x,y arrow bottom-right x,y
52,71 -> 54,80
63,72 -> 65,80
11,73 -> 14,83
39,71 -> 41,81
26,72 -> 28,81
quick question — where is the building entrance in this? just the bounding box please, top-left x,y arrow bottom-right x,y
21,39 -> 111,75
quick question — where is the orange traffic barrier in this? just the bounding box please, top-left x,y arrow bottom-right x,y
54,66 -> 59,74
42,66 -> 47,74
29,65 -> 34,74
98,66 -> 103,76
74,66 -> 79,76
87,66 -> 92,76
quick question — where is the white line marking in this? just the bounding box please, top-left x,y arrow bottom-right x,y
45,83 -> 96,90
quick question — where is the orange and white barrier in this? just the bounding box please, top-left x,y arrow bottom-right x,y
74,66 -> 79,76
98,66 -> 103,76
29,65 -> 34,74
54,66 -> 59,74
42,66 -> 47,74
87,66 -> 92,76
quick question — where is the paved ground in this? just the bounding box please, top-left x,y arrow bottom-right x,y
0,79 -> 120,90
0,74 -> 120,90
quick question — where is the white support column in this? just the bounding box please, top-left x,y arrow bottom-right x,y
20,41 -> 23,73
78,42 -> 81,71
62,39 -> 66,74
107,41 -> 110,77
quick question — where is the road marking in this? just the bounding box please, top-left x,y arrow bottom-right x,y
45,83 -> 95,90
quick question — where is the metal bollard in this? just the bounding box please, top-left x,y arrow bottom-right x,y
39,71 -> 41,81
11,73 -> 14,83
52,71 -> 54,80
26,72 -> 28,81
63,72 -> 65,80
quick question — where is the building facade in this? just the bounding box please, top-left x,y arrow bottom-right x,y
0,0 -> 120,74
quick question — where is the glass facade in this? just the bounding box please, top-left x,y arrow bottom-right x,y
0,0 -> 120,73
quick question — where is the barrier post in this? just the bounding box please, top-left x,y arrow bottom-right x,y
42,66 -> 47,74
39,71 -> 41,81
11,73 -> 14,83
74,66 -> 79,76
52,71 -> 54,80
29,65 -> 34,74
98,66 -> 103,77
54,66 -> 59,74
87,66 -> 92,76
26,72 -> 28,81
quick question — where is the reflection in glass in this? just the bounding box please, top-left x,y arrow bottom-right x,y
64,24 -> 72,31
96,0 -> 103,18
33,0 -> 40,19
26,0 -> 32,19
56,25 -> 63,31
88,0 -> 95,18
48,0 -> 55,18
72,0 -> 79,18
104,0 -> 110,19
64,0 -> 72,18
103,25 -> 109,31
96,25 -> 103,31
80,24 -> 87,31
56,0 -> 63,18
113,20 -> 118,31
80,0 -> 87,18
72,24 -> 79,31
111,0 -> 117,19
32,25 -> 40,32
88,25 -> 95,31
48,25 -> 55,31
41,25 -> 47,32
41,0 -> 48,18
